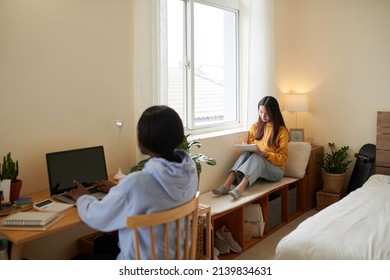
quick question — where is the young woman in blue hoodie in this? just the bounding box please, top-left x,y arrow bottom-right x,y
68,105 -> 198,259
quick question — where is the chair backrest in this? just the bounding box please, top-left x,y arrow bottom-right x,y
126,191 -> 199,260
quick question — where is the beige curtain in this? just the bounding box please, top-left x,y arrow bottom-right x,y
245,0 -> 275,127
134,0 -> 161,162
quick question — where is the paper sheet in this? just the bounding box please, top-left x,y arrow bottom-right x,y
0,180 -> 11,202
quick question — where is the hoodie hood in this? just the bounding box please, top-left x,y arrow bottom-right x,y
143,150 -> 198,202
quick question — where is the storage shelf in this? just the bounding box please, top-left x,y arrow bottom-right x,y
210,181 -> 304,260
203,146 -> 323,260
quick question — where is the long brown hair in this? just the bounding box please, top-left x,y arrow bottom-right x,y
255,96 -> 286,147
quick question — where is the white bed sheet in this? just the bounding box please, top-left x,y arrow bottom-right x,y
275,174 -> 390,259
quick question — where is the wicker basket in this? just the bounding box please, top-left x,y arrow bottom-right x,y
316,190 -> 343,210
196,215 -> 206,259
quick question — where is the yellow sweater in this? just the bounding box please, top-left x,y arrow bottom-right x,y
248,123 -> 289,170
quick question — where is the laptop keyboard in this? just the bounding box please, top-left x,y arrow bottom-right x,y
88,185 -> 100,193
59,185 -> 100,199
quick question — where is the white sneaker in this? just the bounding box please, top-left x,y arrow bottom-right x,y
213,247 -> 220,260
216,225 -> 242,253
214,236 -> 230,255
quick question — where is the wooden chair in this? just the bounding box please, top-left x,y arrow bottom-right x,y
126,191 -> 199,260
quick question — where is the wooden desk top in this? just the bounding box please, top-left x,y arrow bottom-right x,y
0,191 -> 81,245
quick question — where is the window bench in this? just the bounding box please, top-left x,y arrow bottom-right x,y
198,142 -> 322,259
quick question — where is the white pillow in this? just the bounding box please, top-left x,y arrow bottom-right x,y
284,142 -> 312,179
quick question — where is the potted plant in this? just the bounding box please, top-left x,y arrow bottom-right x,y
318,143 -> 352,194
130,134 -> 216,175
0,153 -> 22,203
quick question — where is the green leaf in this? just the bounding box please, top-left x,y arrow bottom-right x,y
318,143 -> 352,174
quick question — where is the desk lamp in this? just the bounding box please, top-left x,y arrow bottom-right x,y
114,120 -> 126,180
284,94 -> 308,128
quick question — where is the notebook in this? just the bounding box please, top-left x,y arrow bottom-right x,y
235,144 -> 259,152
46,146 -> 109,205
0,211 -> 63,231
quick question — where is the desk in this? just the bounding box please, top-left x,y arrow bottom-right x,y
1,191 -> 211,260
0,191 -> 82,260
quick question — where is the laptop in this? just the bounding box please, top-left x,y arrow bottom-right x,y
46,146 -> 108,205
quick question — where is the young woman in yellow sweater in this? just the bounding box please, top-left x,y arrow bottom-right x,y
213,96 -> 289,199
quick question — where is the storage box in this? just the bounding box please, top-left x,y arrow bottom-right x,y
288,185 -> 297,216
316,190 -> 343,210
268,194 -> 281,231
247,221 -> 265,237
243,204 -> 265,237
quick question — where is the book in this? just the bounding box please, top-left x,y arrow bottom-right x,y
1,211 -> 58,227
0,214 -> 64,231
235,144 -> 259,152
0,204 -> 33,217
14,197 -> 33,208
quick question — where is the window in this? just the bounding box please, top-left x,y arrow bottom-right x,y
161,0 -> 240,132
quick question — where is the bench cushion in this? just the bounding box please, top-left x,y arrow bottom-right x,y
199,177 -> 298,215
284,142 -> 312,179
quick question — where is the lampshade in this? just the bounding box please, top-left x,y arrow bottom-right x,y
284,94 -> 309,112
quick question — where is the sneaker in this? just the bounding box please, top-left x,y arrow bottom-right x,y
229,187 -> 242,200
214,236 -> 230,255
212,185 -> 229,195
216,225 -> 242,253
213,247 -> 220,260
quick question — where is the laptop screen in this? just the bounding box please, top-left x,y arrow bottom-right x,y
46,146 -> 108,195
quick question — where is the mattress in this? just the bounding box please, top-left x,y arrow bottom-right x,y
275,174 -> 390,259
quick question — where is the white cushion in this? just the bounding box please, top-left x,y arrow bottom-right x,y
284,142 -> 312,179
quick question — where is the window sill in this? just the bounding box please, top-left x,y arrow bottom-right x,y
186,127 -> 247,141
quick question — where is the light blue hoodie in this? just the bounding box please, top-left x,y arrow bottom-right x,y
76,150 -> 198,259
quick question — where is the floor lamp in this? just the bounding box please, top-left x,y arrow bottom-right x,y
284,94 -> 309,128
114,120 -> 126,180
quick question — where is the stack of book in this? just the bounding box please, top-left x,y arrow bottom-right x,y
14,197 -> 33,208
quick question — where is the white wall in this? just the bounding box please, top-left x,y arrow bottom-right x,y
275,0 -> 390,168
204,0 -> 390,187
0,0 -> 137,196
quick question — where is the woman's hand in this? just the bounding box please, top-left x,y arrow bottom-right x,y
95,180 -> 116,193
66,181 -> 90,201
255,149 -> 269,158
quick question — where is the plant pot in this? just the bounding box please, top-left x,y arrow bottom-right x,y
10,179 -> 22,203
322,172 -> 346,194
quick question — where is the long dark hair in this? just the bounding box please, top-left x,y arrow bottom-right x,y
137,105 -> 184,162
255,96 -> 286,147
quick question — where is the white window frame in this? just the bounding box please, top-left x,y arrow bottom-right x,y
161,0 -> 242,135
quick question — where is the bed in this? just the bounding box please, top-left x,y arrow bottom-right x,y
275,111 -> 390,260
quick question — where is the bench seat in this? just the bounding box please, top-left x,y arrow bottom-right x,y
199,177 -> 298,216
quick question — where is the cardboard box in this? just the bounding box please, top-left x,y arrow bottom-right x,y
243,204 -> 265,237
246,221 -> 265,237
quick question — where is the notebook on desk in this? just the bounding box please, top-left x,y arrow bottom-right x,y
0,211 -> 64,231
46,146 -> 108,205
